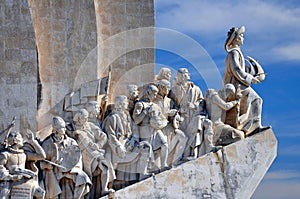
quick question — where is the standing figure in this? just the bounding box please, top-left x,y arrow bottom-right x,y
41,116 -> 91,199
132,85 -> 169,170
205,84 -> 245,147
223,26 -> 270,135
0,129 -> 46,199
154,79 -> 187,166
169,68 -> 204,159
71,109 -> 115,197
86,101 -> 102,127
102,95 -> 152,184
126,85 -> 140,117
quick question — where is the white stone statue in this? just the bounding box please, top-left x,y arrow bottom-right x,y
205,84 -> 245,146
163,112 -> 188,166
40,116 -> 91,199
102,95 -> 152,182
132,85 -> 169,171
0,128 -> 46,199
153,79 -> 187,166
71,109 -> 115,197
86,101 -> 102,127
223,26 -> 270,135
155,67 -> 172,82
126,84 -> 140,116
169,68 -> 204,159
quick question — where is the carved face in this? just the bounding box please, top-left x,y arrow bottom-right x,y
225,88 -> 235,100
235,33 -> 244,46
179,70 -> 190,82
162,70 -> 172,81
7,132 -> 23,148
149,90 -> 158,101
55,125 -> 66,135
129,88 -> 139,99
160,84 -> 170,96
121,98 -> 129,110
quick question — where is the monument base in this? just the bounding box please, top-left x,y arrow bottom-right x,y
102,129 -> 277,199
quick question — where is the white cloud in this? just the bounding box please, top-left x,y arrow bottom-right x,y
273,44 -> 300,61
155,0 -> 300,63
252,170 -> 300,199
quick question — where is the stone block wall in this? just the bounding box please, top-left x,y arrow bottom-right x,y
0,0 -> 155,131
0,0 -> 37,131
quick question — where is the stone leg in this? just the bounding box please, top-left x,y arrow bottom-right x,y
160,143 -> 169,168
243,98 -> 263,135
169,130 -> 188,166
100,165 -> 110,195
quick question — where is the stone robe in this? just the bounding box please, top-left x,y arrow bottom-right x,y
41,135 -> 91,199
103,111 -> 151,181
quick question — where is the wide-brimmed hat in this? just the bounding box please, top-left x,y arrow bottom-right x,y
225,26 -> 245,51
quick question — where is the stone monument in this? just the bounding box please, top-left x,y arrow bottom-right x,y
0,1 -> 277,199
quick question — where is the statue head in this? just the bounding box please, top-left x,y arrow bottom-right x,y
176,68 -> 190,83
52,116 -> 66,135
7,131 -> 23,148
86,101 -> 101,118
73,109 -> 89,126
225,26 -> 245,51
156,68 -> 172,81
156,79 -> 171,96
142,84 -> 159,102
115,95 -> 129,111
127,84 -> 139,99
223,83 -> 236,99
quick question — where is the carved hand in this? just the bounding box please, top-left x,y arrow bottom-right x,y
251,76 -> 260,84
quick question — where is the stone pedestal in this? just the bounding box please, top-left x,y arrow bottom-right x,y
102,129 -> 277,199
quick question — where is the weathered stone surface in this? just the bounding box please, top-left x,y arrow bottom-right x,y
94,0 -> 155,101
102,129 -> 277,199
29,0 -> 98,130
0,0 -> 37,131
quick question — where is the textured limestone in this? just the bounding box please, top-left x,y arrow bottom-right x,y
102,129 -> 277,199
0,0 -> 37,131
29,0 -> 98,130
25,0 -> 155,130
94,0 -> 155,101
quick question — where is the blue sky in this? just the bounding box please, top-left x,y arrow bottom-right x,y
154,0 -> 300,198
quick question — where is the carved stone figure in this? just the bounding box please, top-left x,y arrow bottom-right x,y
0,129 -> 46,199
71,109 -> 115,197
126,84 -> 140,116
223,26 -> 270,135
155,68 -> 172,81
133,85 -> 169,170
205,84 -> 245,146
86,101 -> 102,127
102,95 -> 152,183
40,116 -> 91,199
163,112 -> 188,166
153,79 -> 173,117
169,68 -> 204,159
153,80 -> 187,166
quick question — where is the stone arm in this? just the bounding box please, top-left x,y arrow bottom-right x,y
229,50 -> 253,87
89,122 -> 108,149
22,130 -> 45,161
212,93 -> 239,111
132,102 -> 147,125
24,139 -> 46,161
